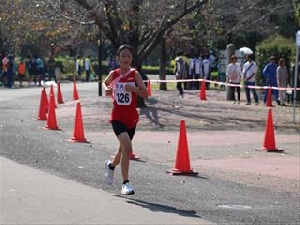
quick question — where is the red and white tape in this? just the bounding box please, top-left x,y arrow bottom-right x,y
145,78 -> 300,91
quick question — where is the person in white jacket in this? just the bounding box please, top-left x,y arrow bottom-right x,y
277,58 -> 289,106
226,55 -> 242,104
242,54 -> 259,105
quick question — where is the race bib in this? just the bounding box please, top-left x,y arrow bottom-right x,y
114,82 -> 135,105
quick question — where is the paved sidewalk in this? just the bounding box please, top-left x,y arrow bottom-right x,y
0,157 -> 214,225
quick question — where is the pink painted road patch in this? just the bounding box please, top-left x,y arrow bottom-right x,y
194,156 -> 300,180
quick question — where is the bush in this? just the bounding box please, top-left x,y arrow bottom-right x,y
62,59 -> 75,75
255,35 -> 295,86
59,59 -> 109,80
57,57 -> 174,80
142,65 -> 173,75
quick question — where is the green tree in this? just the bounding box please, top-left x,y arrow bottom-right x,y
71,0 -> 211,105
293,0 -> 300,25
256,35 -> 295,86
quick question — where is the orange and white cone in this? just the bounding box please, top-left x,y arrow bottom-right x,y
37,88 -> 48,120
167,120 -> 198,176
199,80 -> 207,100
70,102 -> 88,142
256,108 -> 284,152
45,91 -> 60,130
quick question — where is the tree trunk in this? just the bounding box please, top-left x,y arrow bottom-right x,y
159,36 -> 167,90
135,63 -> 148,108
226,44 -> 235,100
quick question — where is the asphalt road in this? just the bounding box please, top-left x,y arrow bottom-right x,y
0,82 -> 299,225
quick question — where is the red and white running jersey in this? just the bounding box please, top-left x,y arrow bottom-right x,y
109,68 -> 138,128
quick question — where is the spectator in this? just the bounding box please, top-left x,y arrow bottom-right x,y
226,55 -> 242,104
242,54 -> 259,105
174,51 -> 187,98
202,55 -> 211,90
31,55 -> 39,86
55,61 -> 63,82
26,55 -> 34,86
184,56 -> 190,90
209,50 -> 217,72
192,54 -> 203,90
262,56 -> 279,105
1,54 -> 9,87
277,58 -> 289,106
188,54 -> 194,90
108,55 -> 119,72
217,58 -> 226,90
194,56 -> 203,90
84,55 -> 91,82
0,53 -> 2,79
6,54 -> 15,88
36,56 -> 45,86
17,58 -> 26,87
75,56 -> 83,81
47,56 -> 57,83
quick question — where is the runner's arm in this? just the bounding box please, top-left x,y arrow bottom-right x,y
124,71 -> 148,98
103,71 -> 114,96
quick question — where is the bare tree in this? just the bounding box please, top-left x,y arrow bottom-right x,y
59,0 -> 211,105
60,0 -> 210,68
211,0 -> 295,38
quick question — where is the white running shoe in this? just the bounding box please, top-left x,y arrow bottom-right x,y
104,160 -> 114,185
121,182 -> 135,195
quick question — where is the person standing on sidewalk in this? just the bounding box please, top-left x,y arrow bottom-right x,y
47,56 -> 57,83
277,58 -> 289,106
103,44 -> 148,195
26,55 -> 34,86
17,58 -> 26,87
174,51 -> 187,98
262,56 -> 279,105
202,55 -> 211,90
242,54 -> 259,105
75,56 -> 83,81
6,54 -> 15,89
226,55 -> 242,104
84,55 -> 91,82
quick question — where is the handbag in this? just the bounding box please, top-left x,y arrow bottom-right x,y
244,63 -> 254,81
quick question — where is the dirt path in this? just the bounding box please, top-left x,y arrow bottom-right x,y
58,87 -> 300,194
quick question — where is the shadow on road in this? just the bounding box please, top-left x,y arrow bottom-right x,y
118,197 -> 201,219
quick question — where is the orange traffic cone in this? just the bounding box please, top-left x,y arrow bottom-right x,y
200,79 -> 207,100
49,85 -> 57,108
258,108 -> 284,152
57,81 -> 64,104
45,91 -> 60,130
266,86 -> 272,107
167,120 -> 198,176
147,80 -> 152,97
37,88 -> 48,120
44,88 -> 49,113
70,102 -> 88,142
73,78 -> 79,100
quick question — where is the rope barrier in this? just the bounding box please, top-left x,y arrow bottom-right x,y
145,78 -> 300,91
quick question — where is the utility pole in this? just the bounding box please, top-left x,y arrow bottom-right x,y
293,30 -> 300,123
226,44 -> 235,100
98,32 -> 102,96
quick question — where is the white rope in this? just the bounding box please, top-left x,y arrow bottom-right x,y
144,78 -> 300,91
